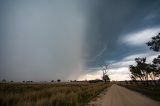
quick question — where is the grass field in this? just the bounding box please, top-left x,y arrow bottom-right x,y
0,82 -> 110,106
121,84 -> 160,101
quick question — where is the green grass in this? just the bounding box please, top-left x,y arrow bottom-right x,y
0,82 -> 110,106
121,84 -> 160,101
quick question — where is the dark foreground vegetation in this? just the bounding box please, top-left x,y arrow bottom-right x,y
124,33 -> 160,101
0,82 -> 110,106
129,33 -> 160,86
121,83 -> 160,101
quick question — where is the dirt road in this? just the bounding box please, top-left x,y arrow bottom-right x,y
87,84 -> 160,106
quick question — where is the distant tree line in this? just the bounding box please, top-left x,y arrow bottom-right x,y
129,33 -> 160,86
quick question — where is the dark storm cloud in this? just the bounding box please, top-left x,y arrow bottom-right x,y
81,0 -> 160,68
0,0 -> 85,81
0,0 -> 160,81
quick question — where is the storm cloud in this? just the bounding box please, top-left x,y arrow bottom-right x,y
0,0 -> 85,81
0,0 -> 160,81
82,0 -> 160,67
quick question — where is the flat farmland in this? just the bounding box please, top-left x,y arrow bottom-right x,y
0,82 -> 110,106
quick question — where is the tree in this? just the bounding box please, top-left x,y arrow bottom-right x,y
135,57 -> 149,81
129,57 -> 152,85
146,64 -> 159,85
102,75 -> 110,83
151,55 -> 160,79
129,65 -> 143,81
2,79 -> 6,83
129,56 -> 160,85
129,32 -> 160,86
146,33 -> 160,52
146,32 -> 160,84
57,79 -> 61,82
102,65 -> 110,83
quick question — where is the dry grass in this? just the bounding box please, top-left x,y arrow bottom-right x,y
0,82 -> 110,106
121,84 -> 160,101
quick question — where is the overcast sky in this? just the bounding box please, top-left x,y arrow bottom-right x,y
0,0 -> 160,81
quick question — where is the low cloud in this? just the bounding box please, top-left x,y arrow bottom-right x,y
78,51 -> 159,81
121,27 -> 160,46
77,67 -> 130,81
